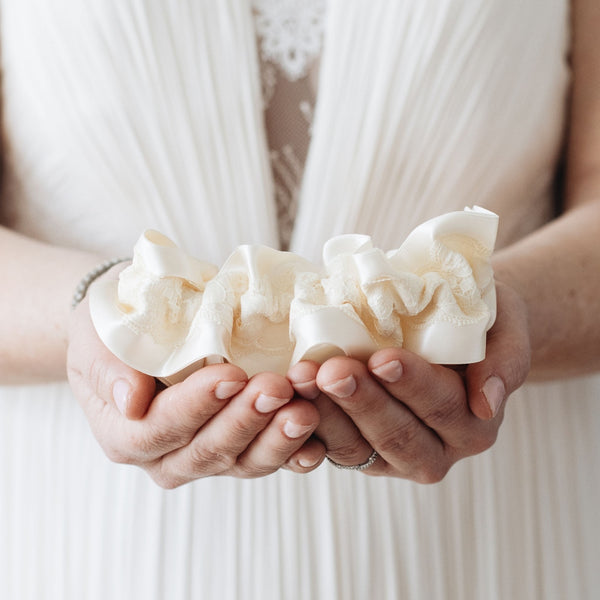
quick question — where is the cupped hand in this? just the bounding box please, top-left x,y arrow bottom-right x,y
287,281 -> 531,482
67,300 -> 324,488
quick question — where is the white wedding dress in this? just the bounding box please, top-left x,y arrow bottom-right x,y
1,1 -> 599,599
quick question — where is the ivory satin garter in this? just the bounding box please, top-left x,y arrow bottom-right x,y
90,207 -> 499,384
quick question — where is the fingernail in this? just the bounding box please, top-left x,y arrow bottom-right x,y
283,420 -> 314,439
255,393 -> 288,413
371,360 -> 403,383
322,375 -> 356,398
292,379 -> 320,400
298,455 -> 320,468
482,376 -> 506,418
113,379 -> 131,416
215,380 -> 245,400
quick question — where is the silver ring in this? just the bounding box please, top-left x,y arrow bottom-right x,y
326,449 -> 378,471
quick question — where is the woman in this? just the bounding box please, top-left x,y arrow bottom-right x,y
1,1 -> 599,598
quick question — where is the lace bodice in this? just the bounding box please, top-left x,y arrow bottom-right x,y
252,0 -> 326,249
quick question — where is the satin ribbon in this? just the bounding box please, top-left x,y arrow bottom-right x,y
90,207 -> 498,383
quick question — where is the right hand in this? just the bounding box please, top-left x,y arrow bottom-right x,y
66,298 -> 324,488
287,281 -> 530,482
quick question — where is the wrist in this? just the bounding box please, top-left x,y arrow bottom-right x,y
71,257 -> 131,310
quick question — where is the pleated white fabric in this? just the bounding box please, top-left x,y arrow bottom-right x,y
1,1 -> 599,600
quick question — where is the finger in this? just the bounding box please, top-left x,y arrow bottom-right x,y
367,347 -> 486,451
98,364 -> 248,465
311,392 -> 373,466
287,360 -> 321,399
288,360 -> 373,466
284,436 -> 327,473
317,357 -> 448,481
465,282 -> 531,420
234,399 -> 321,477
143,362 -> 249,429
152,372 -> 300,485
67,299 -> 156,420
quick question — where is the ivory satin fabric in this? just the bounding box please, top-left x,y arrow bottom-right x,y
1,2 -> 599,600
90,208 -> 498,382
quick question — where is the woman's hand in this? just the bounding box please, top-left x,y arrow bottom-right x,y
67,300 -> 324,488
287,282 -> 530,482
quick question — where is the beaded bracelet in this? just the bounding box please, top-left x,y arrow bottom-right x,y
71,257 -> 131,309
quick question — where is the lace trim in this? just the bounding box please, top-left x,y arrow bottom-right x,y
252,0 -> 327,81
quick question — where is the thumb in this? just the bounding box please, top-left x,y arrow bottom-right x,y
103,358 -> 157,420
67,299 -> 156,420
465,282 -> 531,420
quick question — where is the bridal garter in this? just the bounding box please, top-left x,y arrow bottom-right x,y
90,207 -> 499,384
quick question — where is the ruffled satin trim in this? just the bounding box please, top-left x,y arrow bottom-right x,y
90,207 -> 498,383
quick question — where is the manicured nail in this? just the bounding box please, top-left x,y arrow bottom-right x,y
255,393 -> 288,413
283,420 -> 314,439
293,379 -> 320,400
322,375 -> 356,398
113,379 -> 131,416
215,380 -> 245,400
482,376 -> 506,418
371,360 -> 403,383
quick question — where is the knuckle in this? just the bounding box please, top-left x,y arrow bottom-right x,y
152,472 -> 183,490
154,477 -> 180,490
414,461 -> 450,485
101,442 -> 134,465
326,437 -> 367,463
123,426 -> 165,460
189,441 -> 235,473
378,419 -> 421,456
234,461 -> 276,479
226,415 -> 253,446
421,394 -> 465,429
148,464 -> 185,490
467,427 -> 498,455
103,425 -> 174,465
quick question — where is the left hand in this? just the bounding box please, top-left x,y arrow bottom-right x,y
286,281 -> 531,481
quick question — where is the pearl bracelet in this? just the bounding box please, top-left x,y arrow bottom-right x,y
71,257 -> 131,309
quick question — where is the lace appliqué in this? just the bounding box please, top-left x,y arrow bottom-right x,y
253,0 -> 326,250
252,0 -> 327,81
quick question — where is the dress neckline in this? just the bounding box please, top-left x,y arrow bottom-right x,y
252,0 -> 327,249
